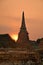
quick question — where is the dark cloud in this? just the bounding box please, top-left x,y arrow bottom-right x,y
0,25 -> 19,34
0,16 -> 21,22
0,25 -> 11,32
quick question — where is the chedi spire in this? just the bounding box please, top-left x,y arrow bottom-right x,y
17,11 -> 29,44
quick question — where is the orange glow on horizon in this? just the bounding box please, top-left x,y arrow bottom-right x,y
11,34 -> 18,41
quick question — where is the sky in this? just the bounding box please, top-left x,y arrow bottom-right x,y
0,0 -> 43,40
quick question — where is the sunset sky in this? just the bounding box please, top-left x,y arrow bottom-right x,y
0,0 -> 43,40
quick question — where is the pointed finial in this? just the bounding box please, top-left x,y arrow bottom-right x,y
20,11 -> 26,30
22,11 -> 24,16
22,11 -> 24,19
22,11 -> 25,22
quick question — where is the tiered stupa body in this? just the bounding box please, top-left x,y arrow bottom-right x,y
17,12 -> 34,50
